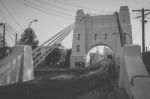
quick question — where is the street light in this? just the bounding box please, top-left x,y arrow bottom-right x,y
27,19 -> 38,45
28,19 -> 38,28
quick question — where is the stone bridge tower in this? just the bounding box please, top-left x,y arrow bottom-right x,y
70,6 -> 132,68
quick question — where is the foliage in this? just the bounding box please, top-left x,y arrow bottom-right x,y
44,47 -> 62,65
42,44 -> 64,66
19,28 -> 39,50
40,44 -> 72,68
61,49 -> 71,68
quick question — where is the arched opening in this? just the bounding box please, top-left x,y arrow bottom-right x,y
86,45 -> 114,67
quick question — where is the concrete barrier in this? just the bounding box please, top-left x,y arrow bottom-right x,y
119,44 -> 150,99
0,45 -> 34,86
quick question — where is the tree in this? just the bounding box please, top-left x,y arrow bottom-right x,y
19,28 -> 39,50
39,44 -> 72,68
42,43 -> 65,66
62,49 -> 71,68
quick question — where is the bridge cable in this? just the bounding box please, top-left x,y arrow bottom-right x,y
33,23 -> 74,67
43,24 -> 74,47
33,25 -> 73,63
0,0 -> 23,30
33,26 -> 72,60
32,23 -> 73,55
38,23 -> 73,47
33,25 -> 73,68
44,25 -> 73,53
33,23 -> 74,55
34,28 -> 72,68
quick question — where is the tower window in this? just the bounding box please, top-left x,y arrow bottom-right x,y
77,34 -> 80,40
77,45 -> 80,52
105,34 -> 108,40
95,34 -> 98,40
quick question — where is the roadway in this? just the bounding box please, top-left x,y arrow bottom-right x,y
0,58 -> 114,99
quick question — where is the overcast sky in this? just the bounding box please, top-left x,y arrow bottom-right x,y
0,0 -> 150,50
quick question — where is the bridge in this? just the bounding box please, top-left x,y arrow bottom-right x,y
0,6 -> 149,99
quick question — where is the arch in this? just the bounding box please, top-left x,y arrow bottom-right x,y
86,42 -> 114,55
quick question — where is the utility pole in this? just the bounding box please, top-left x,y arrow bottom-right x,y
133,8 -> 150,53
142,8 -> 145,53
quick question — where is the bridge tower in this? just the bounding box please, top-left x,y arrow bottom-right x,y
70,6 -> 132,68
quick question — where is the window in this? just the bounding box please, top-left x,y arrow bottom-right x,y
77,45 -> 80,52
105,34 -> 108,40
77,34 -> 80,40
95,34 -> 98,40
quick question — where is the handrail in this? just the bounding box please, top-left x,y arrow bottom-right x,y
131,75 -> 150,86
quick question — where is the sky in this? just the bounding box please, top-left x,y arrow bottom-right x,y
0,0 -> 150,50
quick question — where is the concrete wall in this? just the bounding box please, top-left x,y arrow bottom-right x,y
0,45 -> 34,86
119,44 -> 150,99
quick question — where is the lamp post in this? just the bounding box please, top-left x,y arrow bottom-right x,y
28,19 -> 38,28
27,19 -> 38,45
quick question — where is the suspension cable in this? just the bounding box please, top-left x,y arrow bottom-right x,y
32,23 -> 74,58
33,23 -> 74,52
34,29 -> 72,68
33,25 -> 72,59
44,26 -> 72,54
33,24 -> 73,68
33,25 -> 72,63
